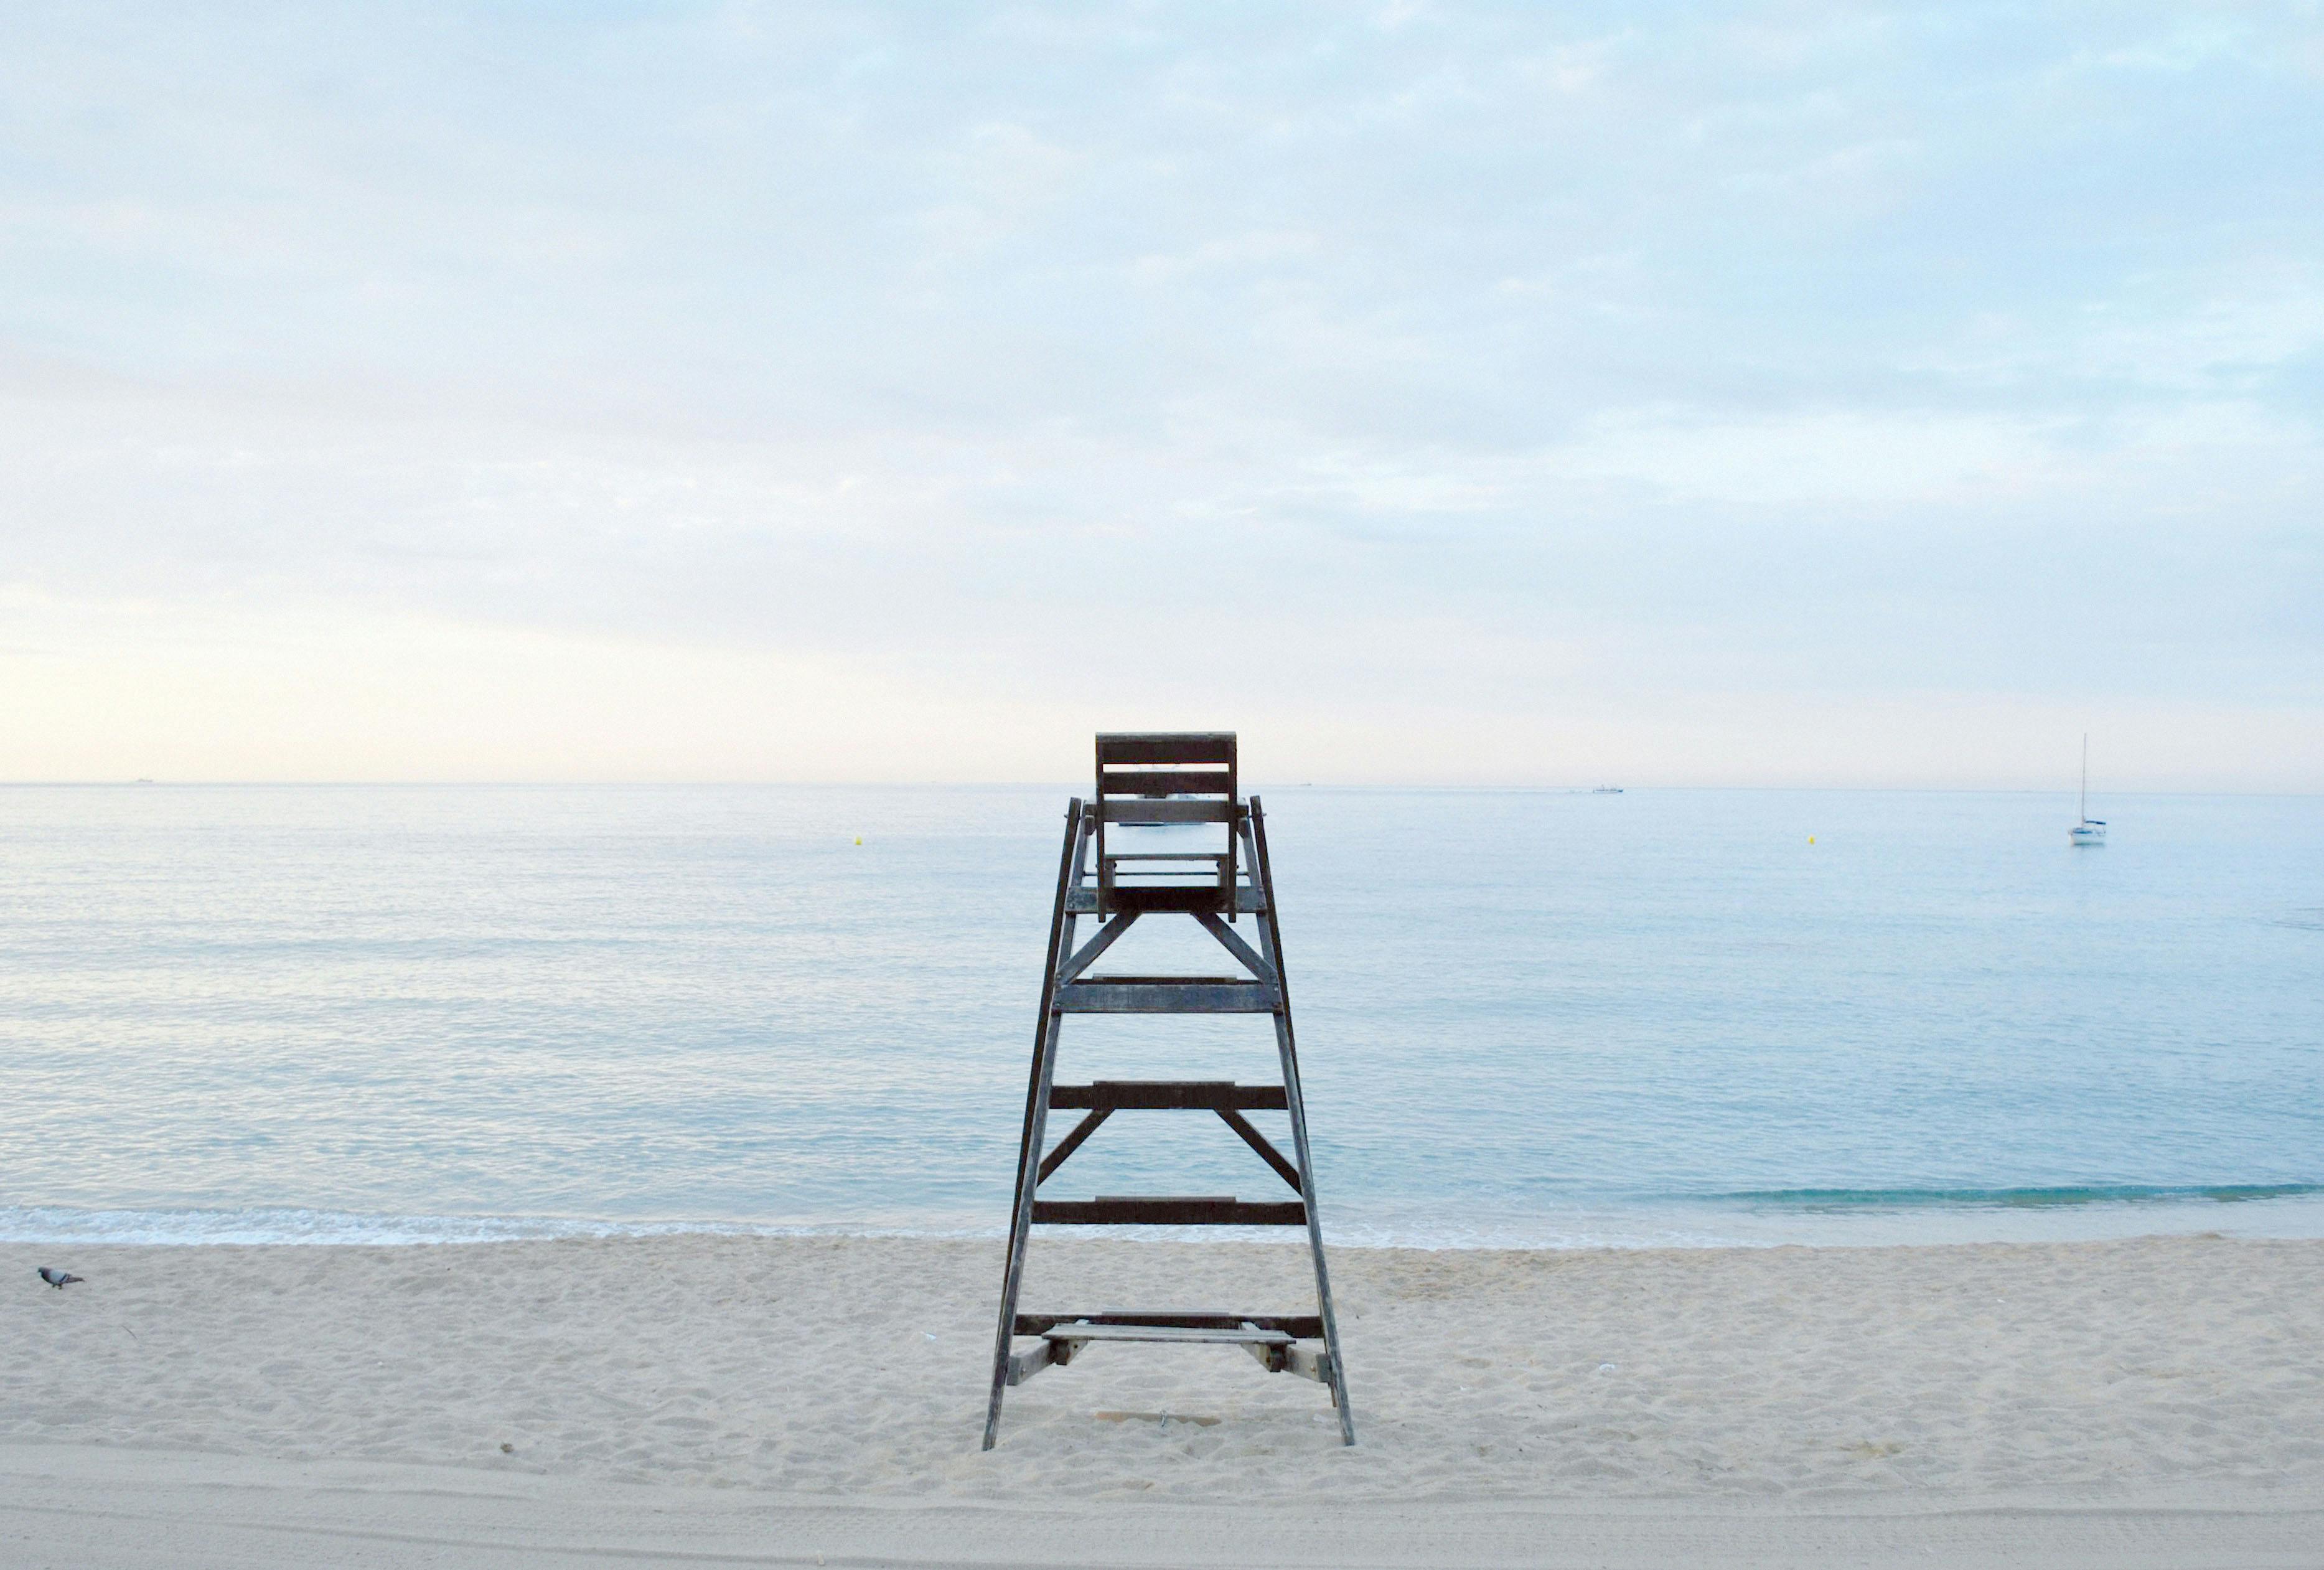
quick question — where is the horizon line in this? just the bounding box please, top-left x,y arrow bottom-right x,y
2,780 -> 2317,799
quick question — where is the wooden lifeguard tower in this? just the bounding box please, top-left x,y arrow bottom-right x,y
982,732 -> 1354,1447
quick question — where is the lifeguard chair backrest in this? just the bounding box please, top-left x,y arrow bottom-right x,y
1092,732 -> 1239,914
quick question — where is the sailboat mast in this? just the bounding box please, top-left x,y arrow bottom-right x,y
2080,734 -> 2088,822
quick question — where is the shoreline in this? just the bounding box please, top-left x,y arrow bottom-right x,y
11,1188 -> 2324,1252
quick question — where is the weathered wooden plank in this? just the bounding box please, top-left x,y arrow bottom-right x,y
1094,798 -> 1235,824
1049,1081 -> 1286,1111
1044,1322 -> 1293,1347
1067,884 -> 1262,914
1192,910 -> 1277,983
1031,1196 -> 1306,1226
1242,1339 -> 1289,1373
1096,733 -> 1236,764
1217,1107 -> 1304,1191
1036,1107 -> 1110,1182
1250,796 -> 1357,1444
985,799 -> 1085,1451
1099,876 -> 1232,910
1015,1311 -> 1324,1337
1283,1343 -> 1333,1384
1095,769 -> 1233,797
1005,1340 -> 1057,1386
1056,979 -> 1277,1013
1053,911 -> 1137,987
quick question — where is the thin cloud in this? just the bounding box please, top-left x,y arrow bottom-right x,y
0,2 -> 2318,786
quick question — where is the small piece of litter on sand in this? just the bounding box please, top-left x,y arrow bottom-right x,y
923,1332 -> 937,1340
1600,1362 -> 1618,1373
1094,1411 -> 1220,1427
500,1442 -> 514,1454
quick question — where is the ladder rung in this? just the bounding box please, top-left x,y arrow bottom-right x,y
1067,886 -> 1265,914
1057,979 -> 1277,1013
1016,1310 -> 1324,1338
1032,1197 -> 1307,1226
1044,1322 -> 1293,1346
1050,1081 -> 1287,1111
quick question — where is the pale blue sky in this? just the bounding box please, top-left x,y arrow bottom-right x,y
3,2 -> 2320,786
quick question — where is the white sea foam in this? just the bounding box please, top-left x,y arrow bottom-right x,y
12,1190 -> 2324,1251
0,1205 -> 1005,1248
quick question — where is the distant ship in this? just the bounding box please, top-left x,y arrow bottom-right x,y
1591,786 -> 1624,794
2069,736 -> 2106,846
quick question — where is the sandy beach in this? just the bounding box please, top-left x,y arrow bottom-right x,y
4,1231 -> 2320,1564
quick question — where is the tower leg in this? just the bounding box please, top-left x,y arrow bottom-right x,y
983,802 -> 1084,1450
1249,799 -> 1356,1444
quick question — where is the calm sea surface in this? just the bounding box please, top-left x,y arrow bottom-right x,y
3,785 -> 2319,1248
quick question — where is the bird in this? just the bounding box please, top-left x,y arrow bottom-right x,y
37,1267 -> 84,1289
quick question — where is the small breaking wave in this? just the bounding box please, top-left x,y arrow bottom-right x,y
9,1185 -> 2324,1251
1708,1183 -> 2324,1210
0,1205 -> 996,1248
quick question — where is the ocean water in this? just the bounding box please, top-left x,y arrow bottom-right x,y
2,784 -> 2320,1249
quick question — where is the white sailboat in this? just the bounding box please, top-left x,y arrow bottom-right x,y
2069,734 -> 2107,846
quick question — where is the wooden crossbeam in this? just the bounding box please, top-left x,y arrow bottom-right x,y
1094,798 -> 1235,824
1193,910 -> 1276,983
1096,733 -> 1236,764
1006,1341 -> 1057,1385
1054,911 -> 1137,987
1031,1196 -> 1306,1226
1023,1317 -> 1330,1382
1014,1311 -> 1324,1337
1217,1107 -> 1303,1191
1045,1322 -> 1293,1347
1056,978 -> 1276,1013
1283,1343 -> 1333,1383
1050,1081 -> 1286,1111
1036,1108 -> 1110,1182
1096,768 -> 1233,796
1067,885 -> 1263,914
1036,1085 -> 1296,1187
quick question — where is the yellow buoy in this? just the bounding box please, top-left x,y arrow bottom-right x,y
1808,836 -> 1816,844
855,837 -> 863,845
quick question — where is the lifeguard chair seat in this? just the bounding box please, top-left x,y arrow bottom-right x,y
1093,731 -> 1239,916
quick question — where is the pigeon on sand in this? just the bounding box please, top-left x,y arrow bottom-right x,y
37,1267 -> 84,1289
